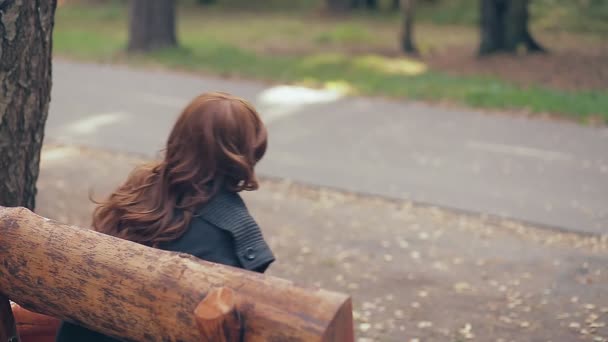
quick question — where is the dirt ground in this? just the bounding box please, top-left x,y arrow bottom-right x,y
426,47 -> 608,92
264,24 -> 608,92
361,35 -> 608,92
37,144 -> 608,342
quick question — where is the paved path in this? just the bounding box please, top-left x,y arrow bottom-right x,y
47,60 -> 608,234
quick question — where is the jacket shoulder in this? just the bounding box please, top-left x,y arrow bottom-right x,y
197,190 -> 275,272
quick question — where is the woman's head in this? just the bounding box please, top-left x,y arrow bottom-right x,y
92,92 -> 267,246
165,92 -> 267,196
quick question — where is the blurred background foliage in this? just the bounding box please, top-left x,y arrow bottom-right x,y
54,0 -> 608,122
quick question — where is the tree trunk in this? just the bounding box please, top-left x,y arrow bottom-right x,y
479,0 -> 545,55
0,0 -> 57,340
400,0 -> 418,54
128,0 -> 177,52
326,0 -> 351,13
351,0 -> 378,9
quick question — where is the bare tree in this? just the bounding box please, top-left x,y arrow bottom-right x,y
400,0 -> 418,54
128,0 -> 177,52
479,0 -> 545,55
0,0 -> 58,340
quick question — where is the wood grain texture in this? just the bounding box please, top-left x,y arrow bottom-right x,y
0,206 -> 354,342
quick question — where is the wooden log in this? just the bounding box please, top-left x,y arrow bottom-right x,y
0,207 -> 354,342
194,287 -> 241,342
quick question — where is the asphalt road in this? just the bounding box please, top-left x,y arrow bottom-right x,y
46,60 -> 608,234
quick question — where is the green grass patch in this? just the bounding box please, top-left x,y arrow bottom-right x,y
54,4 -> 608,123
314,24 -> 375,45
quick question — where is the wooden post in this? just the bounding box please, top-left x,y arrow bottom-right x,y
0,294 -> 19,342
11,302 -> 60,342
195,287 -> 241,342
0,207 -> 354,341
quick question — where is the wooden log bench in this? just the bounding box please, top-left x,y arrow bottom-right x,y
0,206 -> 354,341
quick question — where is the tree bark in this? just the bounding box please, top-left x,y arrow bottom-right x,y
128,0 -> 177,52
400,0 -> 418,54
479,0 -> 545,55
0,206 -> 355,342
0,0 -> 57,340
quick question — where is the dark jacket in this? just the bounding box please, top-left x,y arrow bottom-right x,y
56,190 -> 274,342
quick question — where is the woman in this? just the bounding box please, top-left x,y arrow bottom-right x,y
56,92 -> 275,341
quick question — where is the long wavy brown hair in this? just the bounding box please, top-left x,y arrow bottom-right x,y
92,92 -> 267,246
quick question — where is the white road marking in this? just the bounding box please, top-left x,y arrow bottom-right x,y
466,140 -> 572,161
136,86 -> 344,125
257,85 -> 343,124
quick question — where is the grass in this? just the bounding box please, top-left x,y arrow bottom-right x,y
53,4 -> 608,123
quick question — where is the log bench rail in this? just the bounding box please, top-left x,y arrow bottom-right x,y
0,206 -> 354,341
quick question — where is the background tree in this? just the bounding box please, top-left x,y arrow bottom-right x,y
479,0 -> 545,55
400,0 -> 418,53
0,0 -> 58,340
351,0 -> 378,10
128,0 -> 177,52
326,0 -> 352,13
351,0 -> 402,10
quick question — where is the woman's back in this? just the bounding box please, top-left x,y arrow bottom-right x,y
56,92 -> 274,341
56,190 -> 274,341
